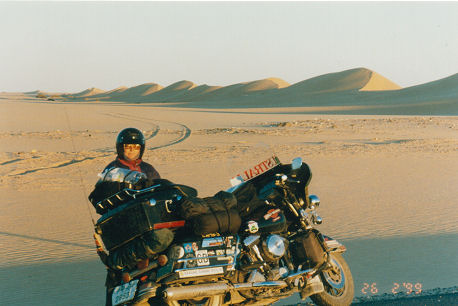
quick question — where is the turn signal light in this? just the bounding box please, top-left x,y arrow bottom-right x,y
158,254 -> 168,266
122,272 -> 131,283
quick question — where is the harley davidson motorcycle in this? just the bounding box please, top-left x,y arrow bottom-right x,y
90,155 -> 354,305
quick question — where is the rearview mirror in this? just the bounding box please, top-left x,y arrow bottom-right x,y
291,157 -> 303,170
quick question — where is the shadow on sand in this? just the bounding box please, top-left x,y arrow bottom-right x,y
1,233 -> 456,305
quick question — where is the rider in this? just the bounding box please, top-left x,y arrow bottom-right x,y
94,127 -> 161,305
103,127 -> 160,181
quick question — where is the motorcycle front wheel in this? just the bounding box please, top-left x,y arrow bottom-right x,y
310,253 -> 354,306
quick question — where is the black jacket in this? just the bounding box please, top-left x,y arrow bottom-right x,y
88,158 -> 161,214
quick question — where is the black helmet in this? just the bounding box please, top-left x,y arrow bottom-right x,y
116,128 -> 146,159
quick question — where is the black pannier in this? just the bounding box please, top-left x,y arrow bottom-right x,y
96,199 -> 168,252
95,199 -> 177,270
290,229 -> 327,269
179,191 -> 241,235
106,228 -> 174,270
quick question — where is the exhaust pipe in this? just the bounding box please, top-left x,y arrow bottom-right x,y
162,281 -> 287,301
163,283 -> 230,300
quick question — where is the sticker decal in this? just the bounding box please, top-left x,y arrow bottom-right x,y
264,208 -> 281,220
202,237 -> 224,248
178,267 -> 224,278
247,221 -> 259,234
224,236 -> 233,247
183,243 -> 193,254
192,242 -> 199,252
195,250 -> 210,266
233,155 -> 281,183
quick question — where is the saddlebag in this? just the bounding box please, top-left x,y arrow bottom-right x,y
179,191 -> 242,235
106,228 -> 174,270
290,229 -> 327,269
95,198 -> 178,270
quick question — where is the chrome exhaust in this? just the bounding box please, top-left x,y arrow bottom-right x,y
162,281 -> 288,301
163,283 -> 230,300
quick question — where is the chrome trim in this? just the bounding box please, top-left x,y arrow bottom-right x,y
252,281 -> 287,288
165,200 -> 173,213
233,281 -> 287,289
163,280 -> 289,301
308,195 -> 320,207
285,268 -> 315,284
262,235 -> 286,259
314,216 -> 323,225
299,209 -> 308,219
174,262 -> 234,272
252,245 -> 264,261
247,270 -> 266,283
163,282 -> 229,300
244,235 -> 260,246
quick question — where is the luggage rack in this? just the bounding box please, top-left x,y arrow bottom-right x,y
95,184 -> 162,212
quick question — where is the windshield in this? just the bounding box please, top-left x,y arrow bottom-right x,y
228,154 -> 281,190
98,167 -> 147,185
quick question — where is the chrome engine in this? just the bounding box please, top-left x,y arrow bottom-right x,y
261,234 -> 288,261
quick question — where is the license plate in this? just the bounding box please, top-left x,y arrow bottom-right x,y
112,279 -> 139,306
178,267 -> 224,278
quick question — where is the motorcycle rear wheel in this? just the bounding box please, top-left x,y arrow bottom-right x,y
310,253 -> 354,306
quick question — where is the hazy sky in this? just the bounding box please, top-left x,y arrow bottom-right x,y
1,2 -> 458,92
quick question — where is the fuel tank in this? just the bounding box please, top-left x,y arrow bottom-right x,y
255,208 -> 287,234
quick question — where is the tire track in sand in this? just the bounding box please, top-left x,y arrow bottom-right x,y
3,113 -> 191,177
102,112 -> 191,150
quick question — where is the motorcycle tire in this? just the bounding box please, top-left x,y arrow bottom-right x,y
310,253 -> 354,306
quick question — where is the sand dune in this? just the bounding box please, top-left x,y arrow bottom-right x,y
359,71 -> 401,91
26,68 -> 458,115
192,77 -> 290,101
86,86 -> 128,100
286,68 -> 400,94
184,84 -> 222,100
65,87 -> 105,98
104,83 -> 162,101
136,80 -> 197,102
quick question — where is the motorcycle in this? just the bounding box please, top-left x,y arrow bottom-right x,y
91,155 -> 354,305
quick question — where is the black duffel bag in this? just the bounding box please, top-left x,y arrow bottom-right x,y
179,191 -> 241,235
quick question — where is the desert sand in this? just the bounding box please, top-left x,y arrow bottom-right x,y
0,69 -> 457,305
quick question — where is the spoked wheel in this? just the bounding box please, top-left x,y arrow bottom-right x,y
310,253 -> 354,306
166,295 -> 223,306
